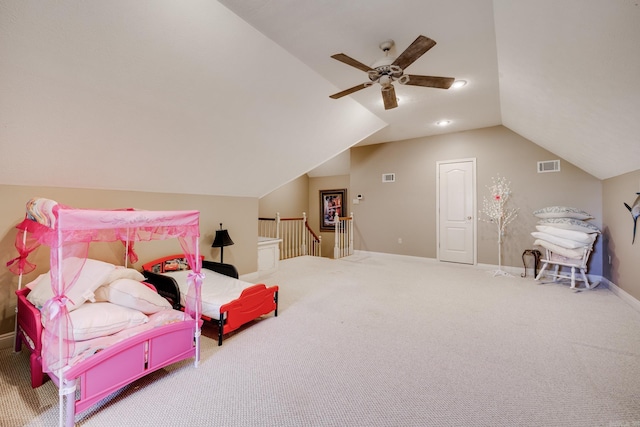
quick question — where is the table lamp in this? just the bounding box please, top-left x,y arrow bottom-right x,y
212,223 -> 234,263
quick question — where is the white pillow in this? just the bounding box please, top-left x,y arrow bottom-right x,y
41,302 -> 148,341
535,225 -> 596,244
533,206 -> 593,220
537,218 -> 600,233
530,231 -> 593,249
26,258 -> 115,311
533,239 -> 588,260
104,267 -> 146,285
25,273 -> 46,290
94,278 -> 172,314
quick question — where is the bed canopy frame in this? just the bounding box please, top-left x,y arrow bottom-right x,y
8,197 -> 203,426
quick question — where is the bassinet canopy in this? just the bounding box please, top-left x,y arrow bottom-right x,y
8,197 -> 203,372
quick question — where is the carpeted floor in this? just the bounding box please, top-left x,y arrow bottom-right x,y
1,252 -> 640,426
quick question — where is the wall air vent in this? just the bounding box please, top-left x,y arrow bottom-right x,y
382,173 -> 396,183
537,160 -> 561,173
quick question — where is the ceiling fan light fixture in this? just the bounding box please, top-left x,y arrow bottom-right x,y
379,75 -> 392,87
451,80 -> 467,89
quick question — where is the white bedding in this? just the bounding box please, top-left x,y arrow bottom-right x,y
161,270 -> 255,319
66,309 -> 186,367
533,239 -> 587,260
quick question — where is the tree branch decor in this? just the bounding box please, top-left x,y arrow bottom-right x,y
480,174 -> 518,276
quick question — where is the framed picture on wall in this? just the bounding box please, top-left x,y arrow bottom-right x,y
320,189 -> 346,231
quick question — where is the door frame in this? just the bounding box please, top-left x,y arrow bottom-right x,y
436,158 -> 477,265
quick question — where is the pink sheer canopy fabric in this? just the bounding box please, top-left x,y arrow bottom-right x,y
6,219 -> 45,275
11,198 -> 202,372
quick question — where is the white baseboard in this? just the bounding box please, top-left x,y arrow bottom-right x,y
601,277 -> 640,313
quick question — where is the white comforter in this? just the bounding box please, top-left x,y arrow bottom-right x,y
161,270 -> 255,319
67,309 -> 186,367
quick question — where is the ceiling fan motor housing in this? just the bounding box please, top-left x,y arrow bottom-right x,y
368,64 -> 403,83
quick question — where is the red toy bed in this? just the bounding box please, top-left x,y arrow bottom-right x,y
9,198 -> 203,427
142,254 -> 278,345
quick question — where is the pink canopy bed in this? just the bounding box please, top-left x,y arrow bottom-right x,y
8,198 -> 203,427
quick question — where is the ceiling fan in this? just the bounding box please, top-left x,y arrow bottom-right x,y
329,35 -> 455,110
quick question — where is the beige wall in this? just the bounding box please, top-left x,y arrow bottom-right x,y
258,175 -> 309,218
350,126 -> 604,272
602,170 -> 640,301
0,185 -> 258,335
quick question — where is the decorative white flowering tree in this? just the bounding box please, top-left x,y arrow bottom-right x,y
480,174 -> 518,276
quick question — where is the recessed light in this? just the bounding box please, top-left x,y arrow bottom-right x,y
436,120 -> 451,126
451,80 -> 467,89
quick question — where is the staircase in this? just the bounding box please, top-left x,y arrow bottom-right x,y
259,212 -> 355,260
259,213 -> 321,260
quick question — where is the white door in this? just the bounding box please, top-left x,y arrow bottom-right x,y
437,159 -> 476,264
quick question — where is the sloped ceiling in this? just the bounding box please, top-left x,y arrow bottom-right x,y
1,1 -> 639,200
493,0 -> 640,180
220,0 -> 640,181
220,0 -> 502,147
0,1 -> 385,198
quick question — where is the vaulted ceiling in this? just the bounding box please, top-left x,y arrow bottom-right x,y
1,1 -> 639,198
221,0 -> 640,181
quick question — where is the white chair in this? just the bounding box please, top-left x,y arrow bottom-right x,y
534,242 -> 596,289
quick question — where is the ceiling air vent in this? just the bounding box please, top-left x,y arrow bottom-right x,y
382,173 -> 396,183
537,160 -> 561,173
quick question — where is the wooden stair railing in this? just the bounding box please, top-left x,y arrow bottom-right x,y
258,216 -> 279,240
334,212 -> 354,259
258,213 -> 321,260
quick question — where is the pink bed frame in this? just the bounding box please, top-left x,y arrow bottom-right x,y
15,287 -> 46,388
9,200 -> 202,426
15,287 -> 197,398
15,286 -> 198,424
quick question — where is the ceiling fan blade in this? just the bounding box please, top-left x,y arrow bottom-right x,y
381,85 -> 398,110
392,35 -> 436,70
403,75 -> 455,89
331,53 -> 374,72
329,83 -> 369,99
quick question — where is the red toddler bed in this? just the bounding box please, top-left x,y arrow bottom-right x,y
142,254 -> 278,345
8,198 -> 203,427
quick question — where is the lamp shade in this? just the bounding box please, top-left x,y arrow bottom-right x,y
212,224 -> 234,248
